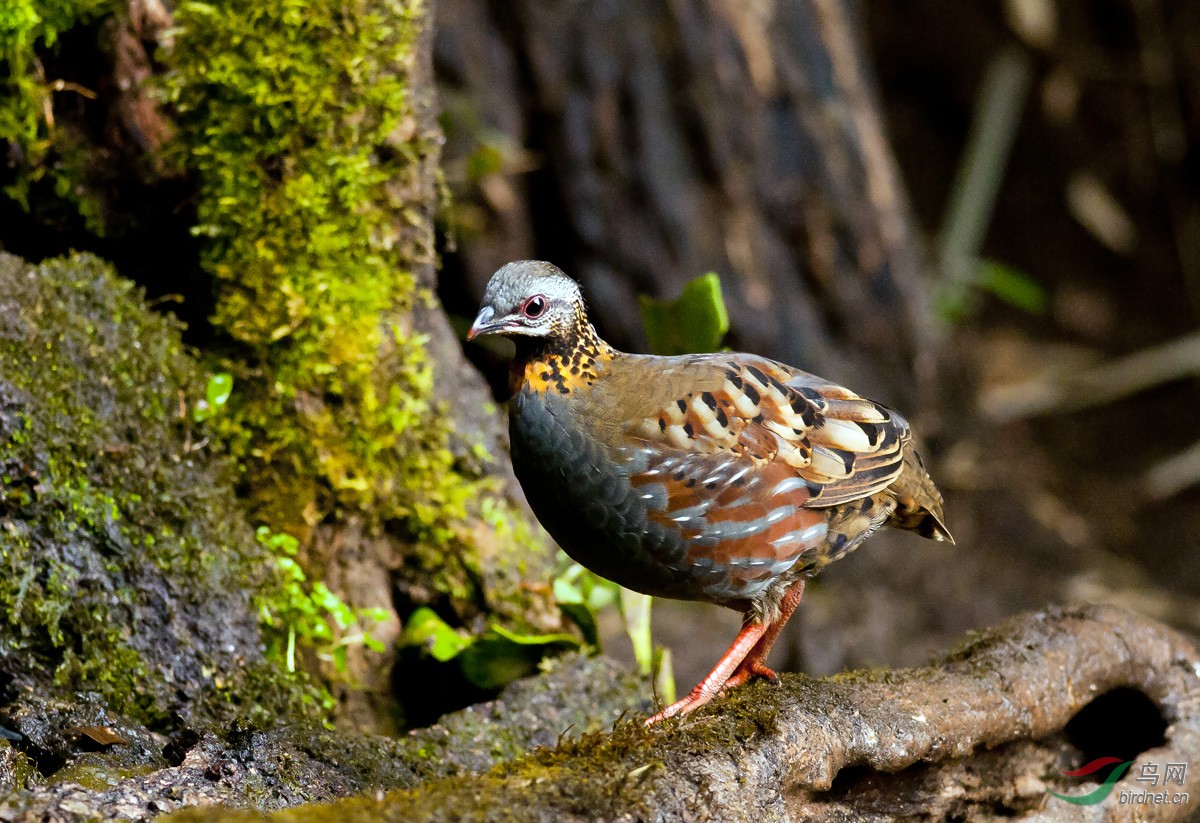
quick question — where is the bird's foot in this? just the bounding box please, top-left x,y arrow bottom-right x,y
643,683 -> 719,726
644,620 -> 770,726
721,660 -> 780,692
643,661 -> 779,726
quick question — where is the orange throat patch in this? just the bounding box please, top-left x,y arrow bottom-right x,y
515,348 -> 612,396
509,311 -> 616,396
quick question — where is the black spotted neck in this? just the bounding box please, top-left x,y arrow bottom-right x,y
511,303 -> 616,395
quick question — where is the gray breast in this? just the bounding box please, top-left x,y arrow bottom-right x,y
508,389 -> 692,598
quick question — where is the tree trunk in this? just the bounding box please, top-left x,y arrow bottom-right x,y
436,0 -> 940,406
0,0 -> 560,735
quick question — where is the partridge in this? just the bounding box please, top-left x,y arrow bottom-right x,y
468,261 -> 953,724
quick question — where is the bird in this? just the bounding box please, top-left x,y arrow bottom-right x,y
468,260 -> 952,724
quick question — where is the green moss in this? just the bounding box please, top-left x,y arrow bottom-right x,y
197,661 -> 333,732
161,0 -> 547,634
162,0 -> 443,529
0,252 -> 320,726
48,760 -> 158,791
0,740 -> 38,794
0,0 -> 115,230
163,0 -> 487,592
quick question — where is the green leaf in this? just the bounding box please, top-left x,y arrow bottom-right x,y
552,573 -> 583,605
459,636 -> 542,690
933,281 -> 972,324
404,607 -> 472,663
466,142 -> 505,182
638,272 -> 730,356
653,646 -> 676,705
558,601 -> 599,646
206,372 -> 233,409
586,577 -> 618,611
275,556 -> 305,582
257,526 -> 299,555
310,582 -> 339,610
194,372 -> 234,421
286,626 -> 296,673
489,623 -> 581,648
357,607 -> 392,624
553,560 -> 619,646
978,260 -> 1047,314
459,625 -> 580,690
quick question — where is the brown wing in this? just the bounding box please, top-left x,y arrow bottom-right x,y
604,353 -> 911,601
621,354 -> 909,508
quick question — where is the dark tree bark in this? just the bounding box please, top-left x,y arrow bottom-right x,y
436,0 -> 940,406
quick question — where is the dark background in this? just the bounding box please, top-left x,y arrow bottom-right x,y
432,0 -> 1200,686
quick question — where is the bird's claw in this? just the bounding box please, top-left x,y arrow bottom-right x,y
720,661 -> 779,693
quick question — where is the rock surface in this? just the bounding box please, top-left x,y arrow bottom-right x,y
0,252 -> 277,726
167,605 -> 1200,823
1,654 -> 646,822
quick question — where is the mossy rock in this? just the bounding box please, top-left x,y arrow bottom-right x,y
0,251 -> 311,727
0,0 -> 560,739
1,653 -> 648,818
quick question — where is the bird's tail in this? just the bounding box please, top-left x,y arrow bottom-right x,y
890,448 -> 955,544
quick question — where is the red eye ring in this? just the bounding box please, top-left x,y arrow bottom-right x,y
522,295 -> 548,318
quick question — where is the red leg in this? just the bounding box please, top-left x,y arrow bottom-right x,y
644,621 -> 768,725
721,579 -> 806,692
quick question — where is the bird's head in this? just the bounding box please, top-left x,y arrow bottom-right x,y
467,260 -> 587,343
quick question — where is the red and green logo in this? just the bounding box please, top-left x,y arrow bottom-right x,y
1050,757 -> 1134,805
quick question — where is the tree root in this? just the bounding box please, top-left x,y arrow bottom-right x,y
165,604 -> 1200,821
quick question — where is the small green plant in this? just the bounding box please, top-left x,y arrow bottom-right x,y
936,259 -> 1047,322
637,272 -> 730,356
552,555 -> 619,646
192,372 -> 233,422
254,526 -> 389,675
402,606 -> 580,690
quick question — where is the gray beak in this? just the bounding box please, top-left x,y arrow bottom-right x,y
467,305 -> 499,340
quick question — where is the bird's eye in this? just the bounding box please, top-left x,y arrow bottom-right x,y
522,295 -> 547,319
